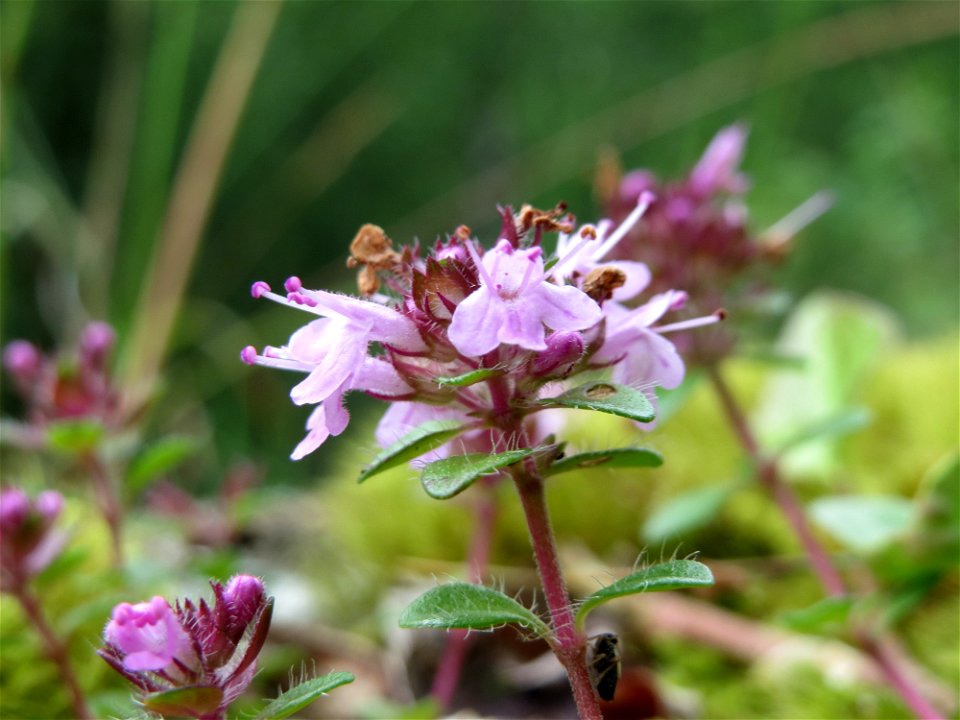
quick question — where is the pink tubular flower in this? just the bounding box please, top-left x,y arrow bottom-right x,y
104,596 -> 189,672
99,576 -> 272,718
448,239 -> 601,357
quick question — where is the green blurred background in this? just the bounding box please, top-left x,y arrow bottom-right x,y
2,0 -> 957,488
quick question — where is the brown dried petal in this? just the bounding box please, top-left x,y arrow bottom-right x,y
582,266 -> 627,303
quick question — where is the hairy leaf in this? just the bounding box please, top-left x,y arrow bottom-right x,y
399,583 -> 550,637
547,447 -> 662,476
255,671 -> 355,720
576,560 -> 714,624
421,448 -> 534,499
359,420 -> 464,483
539,382 -> 655,423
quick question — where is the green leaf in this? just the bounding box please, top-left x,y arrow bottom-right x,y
143,686 -> 223,716
546,447 -> 663,477
46,419 -> 105,453
539,382 -> 655,423
779,596 -> 855,633
399,583 -> 551,637
255,671 -> 355,720
642,484 -> 734,542
576,560 -> 714,625
810,495 -> 914,553
359,420 -> 465,483
775,407 -> 872,454
913,452 -> 960,565
421,448 -> 534,499
126,436 -> 199,494
435,368 -> 498,387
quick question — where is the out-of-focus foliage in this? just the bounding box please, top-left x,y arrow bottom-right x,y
1,1 -> 957,718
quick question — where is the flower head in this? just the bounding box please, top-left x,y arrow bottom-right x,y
599,124 -> 828,365
2,321 -> 121,436
0,487 -> 66,591
99,575 -> 272,718
244,201 -> 719,460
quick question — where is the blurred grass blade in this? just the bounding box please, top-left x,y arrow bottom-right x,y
120,0 -> 282,412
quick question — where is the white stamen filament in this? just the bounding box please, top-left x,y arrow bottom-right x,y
654,311 -> 724,334
764,190 -> 834,245
593,191 -> 653,260
249,353 -> 313,372
545,225 -> 598,282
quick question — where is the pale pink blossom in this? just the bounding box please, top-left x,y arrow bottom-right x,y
448,240 -> 601,357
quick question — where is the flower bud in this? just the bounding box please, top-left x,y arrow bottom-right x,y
0,488 -> 31,532
222,574 -> 266,642
79,321 -> 116,369
3,341 -> 42,383
532,331 -> 585,379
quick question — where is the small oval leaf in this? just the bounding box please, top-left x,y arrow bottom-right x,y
539,382 -> 655,423
576,560 -> 714,624
642,484 -> 734,542
255,671 -> 355,720
126,436 -> 199,494
399,582 -> 551,637
359,420 -> 465,483
547,447 -> 663,476
421,448 -> 535,499
809,495 -> 914,553
436,368 -> 498,387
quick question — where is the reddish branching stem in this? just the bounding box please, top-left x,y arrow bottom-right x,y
708,365 -> 945,720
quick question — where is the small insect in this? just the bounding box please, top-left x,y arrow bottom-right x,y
588,632 -> 621,702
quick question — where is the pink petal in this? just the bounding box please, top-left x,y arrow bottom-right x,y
499,303 -> 547,351
536,283 -> 603,333
448,287 -> 507,357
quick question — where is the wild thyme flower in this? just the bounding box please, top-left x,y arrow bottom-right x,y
99,575 -> 272,719
2,321 -> 119,433
0,487 -> 65,591
243,200 -> 720,459
598,124 -> 829,365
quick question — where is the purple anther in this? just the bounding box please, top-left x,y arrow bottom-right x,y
250,281 -> 271,298
284,276 -> 302,293
240,346 -> 259,365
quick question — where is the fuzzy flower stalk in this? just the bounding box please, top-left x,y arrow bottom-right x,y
1,488 -> 91,719
99,575 -> 273,720
243,200 -> 719,716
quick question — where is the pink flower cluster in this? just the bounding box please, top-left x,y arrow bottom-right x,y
3,322 -> 119,437
600,124 -> 830,365
0,487 -> 65,591
243,200 -> 720,459
99,575 -> 272,718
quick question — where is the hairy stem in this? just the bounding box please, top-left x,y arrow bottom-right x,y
430,482 -> 498,710
14,587 -> 92,720
513,467 -> 602,720
708,364 -> 945,719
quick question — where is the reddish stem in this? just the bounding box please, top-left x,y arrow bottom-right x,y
708,365 -> 945,719
513,468 -> 602,720
13,586 -> 92,720
707,366 -> 846,596
430,482 -> 498,710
